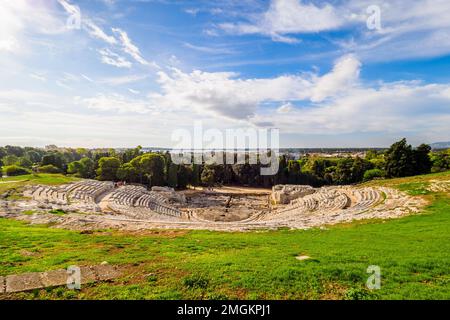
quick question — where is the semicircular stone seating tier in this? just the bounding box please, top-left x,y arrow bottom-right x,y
107,185 -> 181,219
67,181 -> 115,203
24,180 -> 114,205
263,186 -> 384,223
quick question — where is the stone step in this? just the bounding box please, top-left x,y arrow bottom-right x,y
1,264 -> 121,293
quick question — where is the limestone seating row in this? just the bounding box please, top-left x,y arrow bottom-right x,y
27,186 -> 68,205
25,181 -> 114,205
109,186 -> 147,206
108,199 -> 181,220
348,188 -> 381,211
269,187 -> 379,221
68,181 -> 114,203
318,192 -> 349,211
266,187 -> 386,226
108,186 -> 181,218
427,180 -> 450,192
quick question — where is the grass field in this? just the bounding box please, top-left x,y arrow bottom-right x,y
0,172 -> 449,300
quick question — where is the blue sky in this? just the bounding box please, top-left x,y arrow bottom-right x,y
1,0 -> 450,148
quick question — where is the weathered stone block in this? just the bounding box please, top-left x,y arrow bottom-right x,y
40,269 -> 68,287
80,266 -> 97,284
6,273 -> 43,293
93,265 -> 121,281
0,276 -> 5,294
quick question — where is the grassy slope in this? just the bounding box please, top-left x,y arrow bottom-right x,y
0,174 -> 80,199
0,173 -> 449,300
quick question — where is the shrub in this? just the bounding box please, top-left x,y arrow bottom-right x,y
48,209 -> 66,215
17,157 -> 33,168
3,165 -> 30,176
344,288 -> 374,300
363,168 -> 385,181
182,274 -> 209,289
37,164 -> 61,174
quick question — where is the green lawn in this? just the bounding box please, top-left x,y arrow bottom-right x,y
0,173 -> 449,300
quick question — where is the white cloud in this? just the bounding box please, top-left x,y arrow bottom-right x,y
147,54 -> 450,141
79,94 -> 154,114
0,89 -> 55,103
98,48 -> 132,68
220,0 -> 343,43
0,1 -> 66,52
150,54 -> 360,120
261,82 -> 450,137
310,54 -> 361,102
81,74 -> 94,83
183,42 -> 237,55
185,8 -> 200,16
217,0 -> 450,59
128,88 -> 140,95
112,28 -> 159,68
168,55 -> 181,66
203,29 -> 219,37
56,80 -> 73,90
29,73 -> 47,82
84,20 -> 117,45
99,74 -> 148,86
100,0 -> 116,6
57,1 -> 158,69
277,102 -> 294,113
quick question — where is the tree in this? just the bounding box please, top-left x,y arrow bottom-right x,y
385,138 -> 415,178
430,150 -> 450,172
201,166 -> 216,188
81,158 -> 95,178
350,157 -> 374,182
68,161 -> 83,176
130,153 -> 166,187
24,150 -> 42,163
0,147 -> 6,160
275,155 -> 289,184
365,150 -> 379,161
121,146 -> 142,163
2,155 -> 19,166
96,157 -> 121,181
287,160 -> 301,184
177,165 -> 191,189
117,163 -> 139,182
334,158 -> 354,184
190,164 -> 201,187
17,157 -> 32,168
5,145 -> 24,157
369,157 -> 385,170
68,157 -> 95,178
42,153 -> 65,171
167,163 -> 178,188
413,144 -> 432,175
76,148 -> 89,158
385,139 -> 432,178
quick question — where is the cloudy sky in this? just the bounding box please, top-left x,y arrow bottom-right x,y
1,0 -> 450,148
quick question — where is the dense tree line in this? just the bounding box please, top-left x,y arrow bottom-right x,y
0,139 -> 448,189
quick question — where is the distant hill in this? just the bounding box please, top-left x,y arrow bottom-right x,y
430,142 -> 450,149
